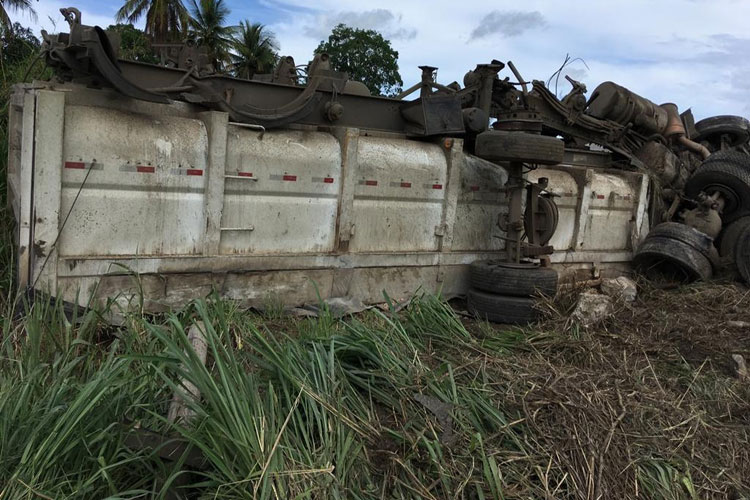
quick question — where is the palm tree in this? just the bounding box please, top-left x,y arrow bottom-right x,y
116,0 -> 189,42
230,21 -> 279,80
187,0 -> 234,71
0,0 -> 37,33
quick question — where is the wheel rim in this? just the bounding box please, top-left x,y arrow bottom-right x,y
702,183 -> 740,215
524,196 -> 558,245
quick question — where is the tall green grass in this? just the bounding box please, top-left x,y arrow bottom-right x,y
0,293 -> 547,498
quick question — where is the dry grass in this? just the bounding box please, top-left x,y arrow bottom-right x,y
474,280 -> 750,499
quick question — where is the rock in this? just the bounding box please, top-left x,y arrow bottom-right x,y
727,320 -> 750,329
572,292 -> 614,327
732,354 -> 749,381
600,276 -> 637,302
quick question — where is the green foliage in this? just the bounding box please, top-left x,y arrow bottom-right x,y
0,289 -> 746,497
1,22 -> 39,65
0,0 -> 37,32
187,0 -> 235,71
315,24 -> 403,97
229,20 -> 279,80
0,28 -> 50,296
106,24 -> 159,64
116,0 -> 190,42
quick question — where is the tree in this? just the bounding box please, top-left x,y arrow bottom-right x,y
0,0 -> 37,33
229,21 -> 278,80
106,24 -> 159,64
116,0 -> 189,42
1,22 -> 38,65
187,0 -> 234,71
315,24 -> 402,96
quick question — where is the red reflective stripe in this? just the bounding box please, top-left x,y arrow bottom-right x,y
470,185 -> 480,191
238,171 -> 253,177
136,165 -> 155,173
323,177 -> 334,183
186,169 -> 203,176
596,194 -> 605,199
432,184 -> 443,190
365,180 -> 377,186
65,161 -> 85,169
400,182 -> 411,188
282,174 -> 297,181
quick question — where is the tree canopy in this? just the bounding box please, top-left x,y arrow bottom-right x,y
106,24 -> 159,64
188,0 -> 235,71
116,0 -> 189,42
1,22 -> 38,65
315,24 -> 402,97
229,21 -> 279,80
0,0 -> 37,34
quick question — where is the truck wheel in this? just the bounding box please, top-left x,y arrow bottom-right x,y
634,236 -> 713,282
467,289 -> 540,324
684,161 -> 750,224
469,260 -> 558,297
475,130 -> 564,165
646,222 -> 718,268
718,216 -> 750,259
694,115 -> 750,148
734,223 -> 750,284
701,150 -> 750,169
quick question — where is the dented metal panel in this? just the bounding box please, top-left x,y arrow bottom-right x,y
58,105 -> 209,256
451,155 -> 508,251
349,137 -> 448,252
221,128 -> 341,254
583,172 -> 639,250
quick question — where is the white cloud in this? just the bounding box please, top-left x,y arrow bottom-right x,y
469,11 -> 546,40
304,9 -> 417,41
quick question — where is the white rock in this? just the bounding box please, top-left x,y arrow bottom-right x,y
732,354 -> 749,381
600,276 -> 637,302
572,292 -> 614,327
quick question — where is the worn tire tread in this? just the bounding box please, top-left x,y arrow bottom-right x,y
469,260 -> 558,297
467,289 -> 539,324
684,161 -> 750,223
475,131 -> 564,165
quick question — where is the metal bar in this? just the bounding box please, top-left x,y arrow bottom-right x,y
118,61 -> 410,133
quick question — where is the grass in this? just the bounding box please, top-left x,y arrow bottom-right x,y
0,285 -> 747,499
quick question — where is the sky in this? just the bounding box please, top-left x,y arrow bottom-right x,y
18,0 -> 750,120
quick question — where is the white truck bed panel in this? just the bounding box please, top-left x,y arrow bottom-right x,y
7,83 -> 650,311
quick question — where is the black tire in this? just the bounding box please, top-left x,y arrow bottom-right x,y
701,150 -> 750,169
469,261 -> 558,297
467,289 -> 539,324
694,115 -> 750,147
475,130 -> 564,165
734,223 -> 750,284
684,161 -> 750,224
634,236 -> 713,282
718,216 -> 750,259
646,222 -> 718,267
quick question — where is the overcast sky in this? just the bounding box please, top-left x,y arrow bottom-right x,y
21,0 -> 750,120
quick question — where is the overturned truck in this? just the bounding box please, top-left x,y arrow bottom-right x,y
7,8 -> 750,322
